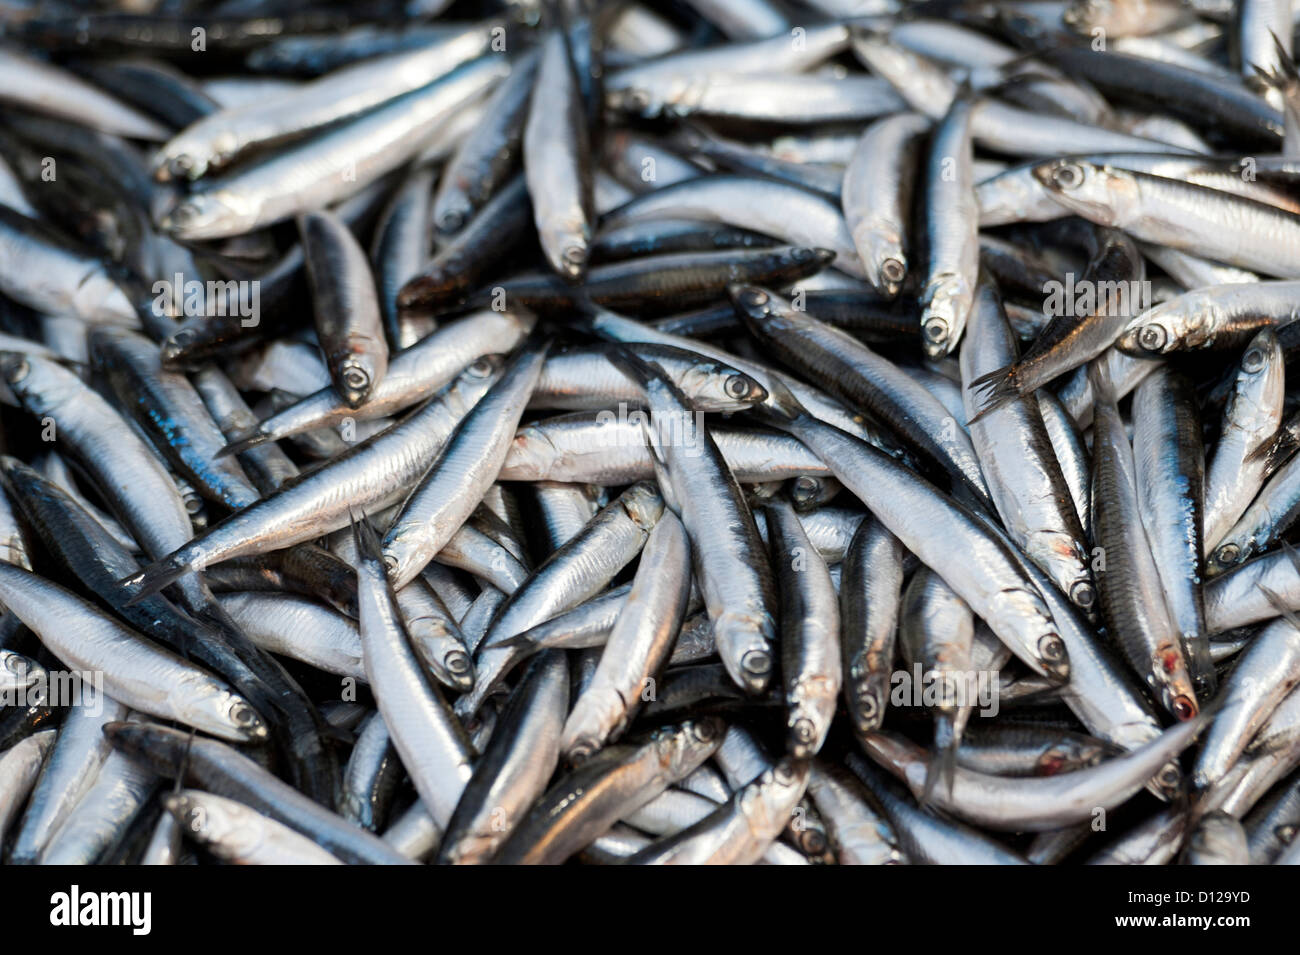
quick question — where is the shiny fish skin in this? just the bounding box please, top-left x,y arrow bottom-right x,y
862,718 -> 1205,830
842,113 -> 930,297
602,176 -> 864,280
104,722 -> 412,866
524,29 -> 593,283
492,717 -> 724,865
221,313 -> 527,455
382,342 -> 547,589
922,94 -> 979,359
439,651 -> 567,865
560,512 -> 691,761
1131,367 -> 1215,691
1088,363 -> 1199,721
839,517 -> 904,737
608,350 -> 778,695
354,520 -> 474,829
960,276 -> 1094,610
166,790 -> 344,865
124,351 -> 512,598
0,562 -> 265,743
158,58 -> 507,240
766,499 -> 841,759
9,0 -> 1300,871
300,209 -> 389,409
757,376 -> 1069,681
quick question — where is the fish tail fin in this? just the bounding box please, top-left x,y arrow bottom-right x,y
120,554 -> 192,605
966,364 -> 1019,423
215,428 -> 269,459
1246,424 -> 1299,474
921,714 -> 960,807
348,508 -> 383,563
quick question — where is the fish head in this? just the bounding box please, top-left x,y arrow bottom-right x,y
172,680 -> 268,743
652,715 -> 725,779
1062,0 -> 1113,32
1205,537 -> 1249,576
857,229 -> 907,298
0,352 -> 74,415
671,351 -> 767,412
1230,328 -> 1285,424
605,82 -> 665,119
158,189 -> 255,241
1031,160 -> 1131,227
919,274 -> 973,358
164,791 -> 257,854
1037,736 -> 1111,775
153,128 -> 237,183
1117,307 -> 1179,355
1150,759 -> 1186,801
739,757 -> 811,831
0,649 -> 37,692
1152,646 -> 1199,723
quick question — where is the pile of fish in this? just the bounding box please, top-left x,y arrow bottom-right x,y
5,0 -> 1300,866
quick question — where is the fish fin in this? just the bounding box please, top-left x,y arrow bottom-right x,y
215,428 -> 268,459
747,373 -> 810,428
1273,31 -> 1300,83
966,365 -> 1019,423
120,556 -> 190,606
1258,583 -> 1300,631
602,341 -> 667,389
349,508 -> 384,564
1246,423 -> 1300,474
921,715 -> 960,807
1280,539 -> 1300,577
1085,358 -> 1115,402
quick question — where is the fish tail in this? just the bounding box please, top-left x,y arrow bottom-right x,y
921,714 -> 960,807
1246,425 -> 1300,474
967,364 -> 1019,423
120,554 -> 192,605
215,428 -> 268,459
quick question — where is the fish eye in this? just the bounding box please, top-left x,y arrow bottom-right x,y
692,719 -> 719,743
1213,542 -> 1241,567
1069,579 -> 1096,609
230,702 -> 258,726
170,201 -> 202,225
1172,695 -> 1197,721
791,718 -> 816,745
1137,324 -> 1167,352
1038,633 -> 1066,662
723,374 -> 754,400
741,649 -> 772,675
444,650 -> 471,675
5,357 -> 30,383
922,317 -> 949,344
774,761 -> 797,784
858,694 -> 879,721
467,358 -> 494,378
341,361 -> 370,394
437,209 -> 466,233
1157,764 -> 1182,789
1242,347 -> 1266,372
880,258 -> 906,284
1051,162 -> 1086,190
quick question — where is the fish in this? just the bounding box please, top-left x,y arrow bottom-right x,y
2,0 -> 1299,870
